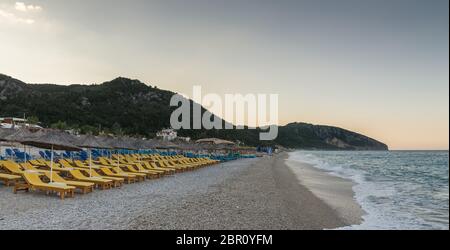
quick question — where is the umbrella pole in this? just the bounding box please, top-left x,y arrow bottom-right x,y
89,148 -> 92,177
50,145 -> 54,183
117,149 -> 120,167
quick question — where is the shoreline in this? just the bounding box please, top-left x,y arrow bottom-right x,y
285,154 -> 365,227
1,153 -> 351,230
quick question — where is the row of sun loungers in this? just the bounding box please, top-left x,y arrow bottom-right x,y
0,154 -> 219,199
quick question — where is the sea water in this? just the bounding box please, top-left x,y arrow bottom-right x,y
288,150 -> 449,230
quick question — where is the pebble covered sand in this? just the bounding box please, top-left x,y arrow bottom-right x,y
0,153 -> 347,230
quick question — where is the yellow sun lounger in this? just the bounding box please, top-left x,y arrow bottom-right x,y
59,159 -> 75,169
165,160 -> 195,170
79,168 -> 124,187
157,160 -> 189,171
112,167 -> 146,181
134,162 -> 165,175
0,173 -> 21,186
99,168 -> 137,184
142,161 -> 175,174
19,162 -> 56,173
97,157 -> 113,166
173,159 -> 200,168
28,159 -> 47,167
69,170 -> 113,190
151,161 -> 178,172
14,172 -> 75,200
122,164 -> 160,179
43,172 -> 94,194
0,160 -> 27,175
40,160 -> 63,168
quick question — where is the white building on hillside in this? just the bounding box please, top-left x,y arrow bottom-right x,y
0,117 -> 42,129
156,128 -> 177,141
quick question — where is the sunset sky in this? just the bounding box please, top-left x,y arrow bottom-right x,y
0,0 -> 448,150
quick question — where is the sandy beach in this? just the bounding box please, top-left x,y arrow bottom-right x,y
0,152 -> 356,230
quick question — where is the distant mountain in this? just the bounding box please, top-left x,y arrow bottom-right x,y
0,73 -> 388,150
275,122 -> 388,150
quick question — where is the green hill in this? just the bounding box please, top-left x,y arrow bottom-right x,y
0,73 -> 388,150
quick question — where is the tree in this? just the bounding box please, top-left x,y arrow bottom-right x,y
112,122 -> 123,136
51,121 -> 68,130
27,115 -> 39,124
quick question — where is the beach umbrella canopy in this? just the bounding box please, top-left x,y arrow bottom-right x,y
21,129 -> 81,183
2,128 -> 36,143
132,137 -> 157,150
127,138 -> 149,162
76,134 -> 103,149
0,128 -> 20,158
22,129 -> 80,151
0,128 -> 17,141
94,135 -> 118,163
144,139 -> 158,149
75,134 -> 103,177
107,137 -> 122,149
117,137 -> 137,164
98,135 -> 135,149
2,128 -> 38,161
122,137 -> 138,150
131,138 -> 148,150
106,136 -> 134,168
96,135 -> 116,149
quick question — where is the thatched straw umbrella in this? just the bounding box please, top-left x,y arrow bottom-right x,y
131,138 -> 147,151
96,135 -> 115,149
96,135 -> 116,159
2,128 -> 35,161
22,129 -> 81,183
157,140 -> 180,149
0,128 -> 18,158
144,139 -> 158,150
0,128 -> 16,141
108,136 -> 136,167
124,137 -> 145,161
154,140 -> 180,155
129,139 -> 156,157
75,134 -> 103,177
121,136 -> 139,151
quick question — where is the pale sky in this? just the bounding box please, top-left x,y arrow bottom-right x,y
0,0 -> 448,150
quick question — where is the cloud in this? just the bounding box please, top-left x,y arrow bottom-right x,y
0,2 -> 42,25
14,2 -> 42,12
0,9 -> 35,24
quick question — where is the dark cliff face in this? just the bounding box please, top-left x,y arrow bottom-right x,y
0,73 -> 389,150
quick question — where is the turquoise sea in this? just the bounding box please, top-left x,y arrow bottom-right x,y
289,150 -> 449,229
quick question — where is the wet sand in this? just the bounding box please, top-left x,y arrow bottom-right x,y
285,157 -> 364,226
